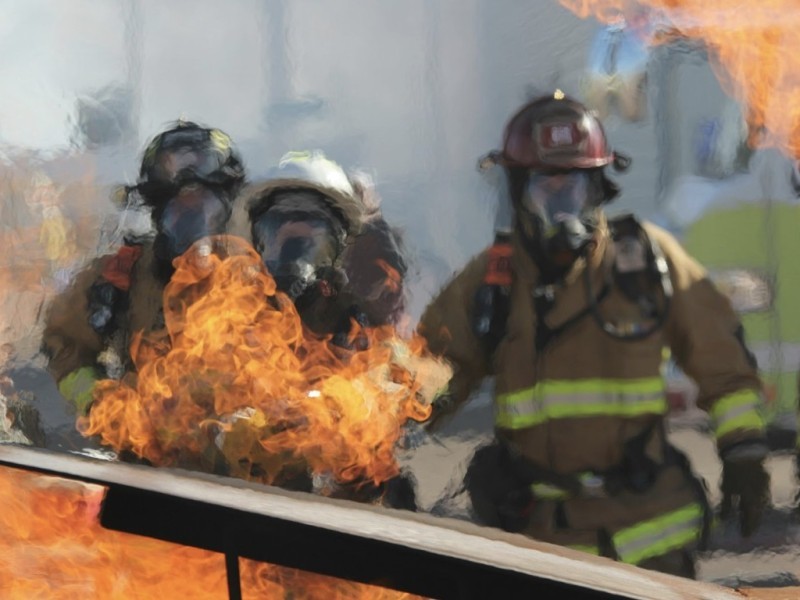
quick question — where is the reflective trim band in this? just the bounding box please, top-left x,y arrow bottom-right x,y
58,366 -> 98,416
496,378 -> 666,429
709,390 -> 765,439
612,503 -> 704,565
569,544 -> 600,556
531,473 -> 604,500
531,482 -> 569,500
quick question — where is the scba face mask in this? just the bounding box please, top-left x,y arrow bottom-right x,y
250,191 -> 348,301
253,213 -> 343,300
154,184 -> 231,262
518,170 -> 598,269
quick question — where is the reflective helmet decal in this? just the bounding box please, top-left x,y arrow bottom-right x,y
501,93 -> 615,170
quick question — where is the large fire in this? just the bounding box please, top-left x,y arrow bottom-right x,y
0,466 -> 422,599
2,234 -> 448,596
561,0 -> 800,157
79,235 -> 450,491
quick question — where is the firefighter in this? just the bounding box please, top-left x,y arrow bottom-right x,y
417,92 -> 770,577
232,150 -> 408,342
42,120 -> 246,416
227,150 -> 414,506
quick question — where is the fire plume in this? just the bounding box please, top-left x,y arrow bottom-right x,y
561,0 -> 800,157
0,466 -> 227,599
0,466 -> 423,598
80,235 -> 449,489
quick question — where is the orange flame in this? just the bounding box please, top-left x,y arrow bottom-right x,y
375,259 -> 403,295
561,0 -> 800,157
0,466 -> 422,599
80,236 -> 449,490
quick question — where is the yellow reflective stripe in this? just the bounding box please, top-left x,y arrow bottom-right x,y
530,482 -> 569,500
58,366 -> 98,416
569,544 -> 600,556
531,472 -> 601,500
612,503 -> 703,565
709,390 -> 765,439
496,378 -> 666,429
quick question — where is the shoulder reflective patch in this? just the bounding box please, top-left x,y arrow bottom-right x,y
209,129 -> 231,153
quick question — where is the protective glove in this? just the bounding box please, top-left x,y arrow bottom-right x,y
464,441 -> 534,533
382,470 -> 418,511
719,444 -> 770,537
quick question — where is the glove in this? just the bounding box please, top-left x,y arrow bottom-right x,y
464,441 -> 534,533
382,470 -> 418,511
719,452 -> 770,537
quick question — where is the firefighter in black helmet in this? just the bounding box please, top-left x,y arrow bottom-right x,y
43,120 -> 246,417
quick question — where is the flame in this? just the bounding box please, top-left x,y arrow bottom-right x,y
561,0 -> 800,157
80,235 -> 450,490
375,259 -> 403,295
240,562 -> 423,600
0,466 -> 423,598
0,466 -> 227,599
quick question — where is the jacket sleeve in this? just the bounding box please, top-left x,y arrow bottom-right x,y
417,253 -> 492,432
650,225 -> 765,453
41,259 -> 106,383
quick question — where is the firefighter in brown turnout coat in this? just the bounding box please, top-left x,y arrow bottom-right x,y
42,121 -> 246,415
417,93 -> 770,577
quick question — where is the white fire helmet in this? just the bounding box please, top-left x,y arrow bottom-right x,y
245,151 -> 366,237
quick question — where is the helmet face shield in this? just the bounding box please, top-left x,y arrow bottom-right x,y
138,124 -> 244,206
520,171 -> 591,236
151,143 -> 223,184
155,184 -> 231,260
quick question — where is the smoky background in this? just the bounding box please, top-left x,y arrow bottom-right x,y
0,0 -> 799,589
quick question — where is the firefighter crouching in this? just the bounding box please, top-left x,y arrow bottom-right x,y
417,92 -> 770,578
42,121 -> 246,416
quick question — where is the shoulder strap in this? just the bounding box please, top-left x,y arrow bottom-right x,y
100,244 -> 143,292
590,214 -> 672,340
472,233 -> 513,359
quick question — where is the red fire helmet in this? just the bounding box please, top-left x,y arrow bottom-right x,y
501,92 -> 614,170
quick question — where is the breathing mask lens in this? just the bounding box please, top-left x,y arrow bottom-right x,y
156,185 -> 229,259
251,211 -> 340,299
521,171 -> 591,235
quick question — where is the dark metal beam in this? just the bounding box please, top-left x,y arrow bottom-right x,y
101,482 -> 608,600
